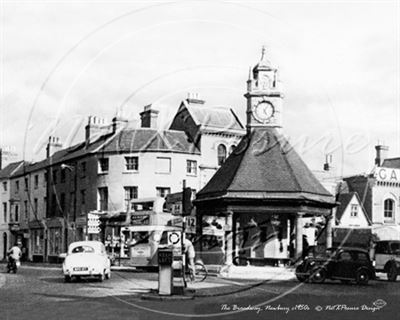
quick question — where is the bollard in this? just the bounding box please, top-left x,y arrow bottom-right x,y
158,249 -> 173,296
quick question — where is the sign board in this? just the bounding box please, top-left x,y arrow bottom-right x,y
130,214 -> 150,226
167,231 -> 181,246
130,246 -> 151,258
87,226 -> 101,234
87,213 -> 101,227
185,216 -> 196,234
374,167 -> 400,182
158,249 -> 173,265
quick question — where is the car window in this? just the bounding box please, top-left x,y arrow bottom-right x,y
71,245 -> 95,253
376,242 -> 389,254
338,251 -> 352,261
355,252 -> 369,262
390,242 -> 400,254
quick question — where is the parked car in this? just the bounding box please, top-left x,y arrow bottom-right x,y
374,240 -> 400,281
295,247 -> 375,285
61,241 -> 111,282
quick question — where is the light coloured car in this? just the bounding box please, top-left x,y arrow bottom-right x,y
62,241 -> 111,282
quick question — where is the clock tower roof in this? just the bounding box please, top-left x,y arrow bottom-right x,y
253,46 -> 272,72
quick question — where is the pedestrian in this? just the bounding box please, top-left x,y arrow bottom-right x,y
184,237 -> 196,276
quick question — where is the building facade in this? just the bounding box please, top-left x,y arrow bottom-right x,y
0,99 -> 244,262
0,161 -> 24,260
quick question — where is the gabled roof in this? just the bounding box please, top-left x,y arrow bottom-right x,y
0,161 -> 25,179
196,128 -> 335,205
382,158 -> 400,169
181,100 -> 245,132
335,192 -> 371,225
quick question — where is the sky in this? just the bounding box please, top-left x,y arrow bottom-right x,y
0,0 -> 399,177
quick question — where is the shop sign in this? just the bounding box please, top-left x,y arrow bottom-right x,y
130,214 -> 150,226
374,167 -> 400,182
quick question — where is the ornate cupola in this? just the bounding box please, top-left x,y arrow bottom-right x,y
244,47 -> 284,132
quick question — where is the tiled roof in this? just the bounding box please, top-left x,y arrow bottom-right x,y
183,101 -> 244,132
99,129 -> 199,154
197,128 -> 335,205
0,161 -> 25,179
382,158 -> 400,169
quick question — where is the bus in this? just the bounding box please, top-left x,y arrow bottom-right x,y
120,197 -> 182,267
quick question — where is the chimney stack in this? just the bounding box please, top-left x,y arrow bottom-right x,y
375,144 -> 389,166
140,105 -> 159,129
46,136 -> 63,158
186,93 -> 205,105
85,116 -> 107,147
111,116 -> 128,133
323,154 -> 333,171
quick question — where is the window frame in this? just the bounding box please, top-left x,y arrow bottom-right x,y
217,144 -> 227,166
186,160 -> 197,176
98,158 -> 109,174
350,204 -> 358,217
156,157 -> 171,174
125,157 -> 139,171
384,198 -> 395,222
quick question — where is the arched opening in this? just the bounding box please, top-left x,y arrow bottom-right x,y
230,145 -> 236,154
217,144 -> 227,166
384,198 -> 395,222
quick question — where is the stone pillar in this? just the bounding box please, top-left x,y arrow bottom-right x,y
326,213 -> 334,249
295,213 -> 304,260
225,213 -> 233,265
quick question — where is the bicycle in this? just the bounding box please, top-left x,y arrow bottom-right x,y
184,260 -> 208,283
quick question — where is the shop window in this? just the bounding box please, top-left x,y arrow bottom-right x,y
384,199 -> 394,221
217,144 -> 227,165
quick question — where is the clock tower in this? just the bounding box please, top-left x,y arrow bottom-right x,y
244,47 -> 283,132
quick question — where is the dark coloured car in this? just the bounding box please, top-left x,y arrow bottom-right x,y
295,247 -> 375,285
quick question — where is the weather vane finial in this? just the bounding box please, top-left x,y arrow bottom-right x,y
261,45 -> 266,60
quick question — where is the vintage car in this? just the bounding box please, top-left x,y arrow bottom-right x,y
295,247 -> 375,285
374,240 -> 400,281
61,241 -> 111,282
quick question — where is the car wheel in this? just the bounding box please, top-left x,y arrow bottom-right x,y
387,264 -> 398,282
106,271 -> 111,280
356,269 -> 370,285
296,274 -> 307,282
311,267 -> 326,284
99,271 -> 105,282
64,275 -> 71,283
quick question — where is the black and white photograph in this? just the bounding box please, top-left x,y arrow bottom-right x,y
0,1 -> 399,319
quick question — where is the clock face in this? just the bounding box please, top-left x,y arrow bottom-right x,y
253,101 -> 274,123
